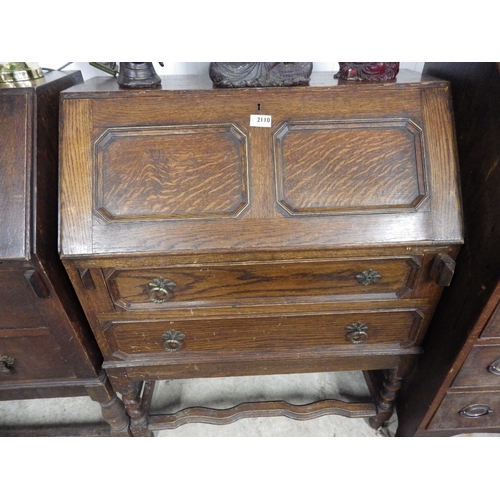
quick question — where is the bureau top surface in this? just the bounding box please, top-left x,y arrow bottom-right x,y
59,71 -> 463,258
61,70 -> 446,97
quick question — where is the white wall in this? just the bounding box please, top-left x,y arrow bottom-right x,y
40,62 -> 424,82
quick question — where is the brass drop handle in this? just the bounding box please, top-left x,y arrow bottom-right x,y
488,359 -> 500,375
0,355 -> 15,374
356,269 -> 381,286
148,277 -> 176,303
459,404 -> 493,418
161,330 -> 186,352
345,322 -> 369,344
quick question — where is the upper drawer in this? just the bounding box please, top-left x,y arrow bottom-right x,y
106,257 -> 420,311
451,345 -> 500,389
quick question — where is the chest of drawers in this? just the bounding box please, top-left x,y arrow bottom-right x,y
59,70 -> 463,436
397,63 -> 500,436
0,71 -> 129,435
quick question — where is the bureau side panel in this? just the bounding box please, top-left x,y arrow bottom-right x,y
0,93 -> 31,259
59,98 -> 94,256
421,86 -> 463,243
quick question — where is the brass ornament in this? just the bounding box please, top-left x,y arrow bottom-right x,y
356,269 -> 382,286
161,330 -> 186,352
148,277 -> 176,303
345,322 -> 369,344
0,355 -> 15,374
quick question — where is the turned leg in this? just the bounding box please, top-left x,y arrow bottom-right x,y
86,371 -> 131,436
368,357 -> 414,429
107,368 -> 153,437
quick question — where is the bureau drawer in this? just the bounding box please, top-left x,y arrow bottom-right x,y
451,345 -> 500,389
0,329 -> 76,382
428,391 -> 500,431
105,258 -> 420,311
103,308 -> 423,358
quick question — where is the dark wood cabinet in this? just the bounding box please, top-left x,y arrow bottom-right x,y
0,71 -> 129,435
397,63 -> 500,436
58,71 -> 463,436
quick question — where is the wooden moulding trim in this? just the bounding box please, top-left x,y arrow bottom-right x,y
103,346 -> 423,368
147,399 -> 378,430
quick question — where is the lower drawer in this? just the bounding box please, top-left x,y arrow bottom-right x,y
0,329 -> 76,382
428,391 -> 500,431
103,308 -> 423,358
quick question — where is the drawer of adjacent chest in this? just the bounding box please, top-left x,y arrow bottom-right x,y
102,308 -> 424,359
104,257 -> 420,311
428,391 -> 500,431
451,345 -> 500,389
0,329 -> 76,382
0,271 -> 47,329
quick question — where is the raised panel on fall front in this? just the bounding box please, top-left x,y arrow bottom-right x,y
93,124 -> 249,221
274,119 -> 428,216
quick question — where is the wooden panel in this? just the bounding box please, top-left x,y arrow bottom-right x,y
274,119 -> 427,215
0,329 -> 76,382
421,86 -> 463,242
94,125 -> 249,221
105,257 -> 420,310
59,98 -> 94,256
451,345 -> 500,388
119,351 -> 415,381
428,391 -> 500,431
104,308 -> 423,357
0,93 -> 31,259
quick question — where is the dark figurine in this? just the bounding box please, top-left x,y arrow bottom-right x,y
334,62 -> 400,81
209,62 -> 313,88
117,62 -> 162,88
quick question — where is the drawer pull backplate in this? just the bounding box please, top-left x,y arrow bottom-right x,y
0,355 -> 15,374
345,322 -> 369,344
148,277 -> 176,303
488,359 -> 500,375
161,330 -> 186,352
355,269 -> 381,286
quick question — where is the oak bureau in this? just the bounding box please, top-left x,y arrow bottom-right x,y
58,70 -> 463,436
